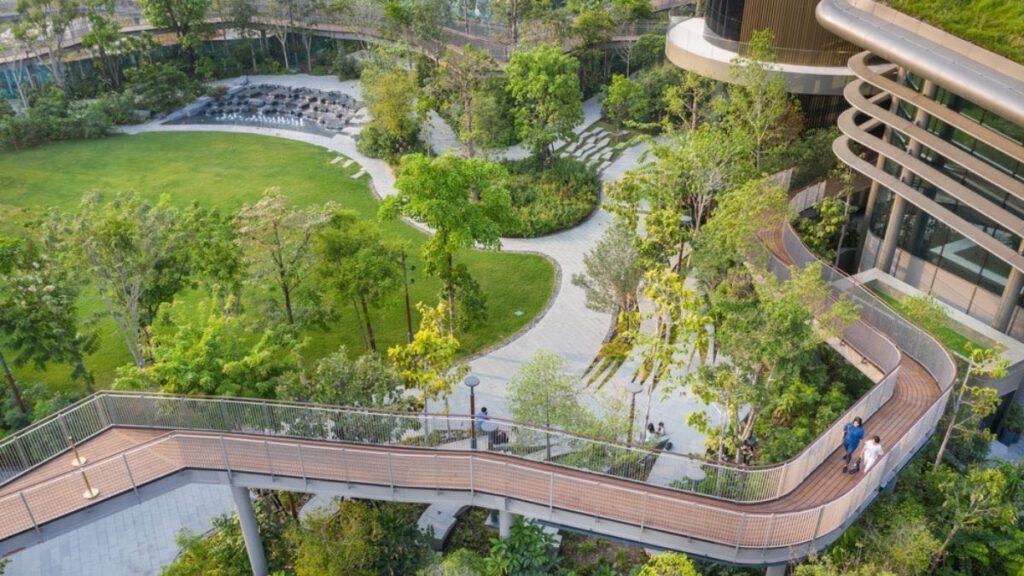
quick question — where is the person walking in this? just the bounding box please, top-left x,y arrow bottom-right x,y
475,406 -> 489,431
841,417 -> 865,466
861,436 -> 884,473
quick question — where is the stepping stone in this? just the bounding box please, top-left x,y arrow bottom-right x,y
342,159 -> 354,168
352,169 -> 366,179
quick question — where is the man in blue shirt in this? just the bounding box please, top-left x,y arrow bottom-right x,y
842,416 -> 865,466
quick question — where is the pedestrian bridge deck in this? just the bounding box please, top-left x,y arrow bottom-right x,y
0,210 -> 955,566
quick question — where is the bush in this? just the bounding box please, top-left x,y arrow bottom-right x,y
92,91 -> 138,125
356,119 -> 425,163
331,49 -> 362,80
0,86 -> 122,150
501,156 -> 600,237
125,60 -> 197,114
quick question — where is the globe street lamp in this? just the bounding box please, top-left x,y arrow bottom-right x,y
465,375 -> 480,450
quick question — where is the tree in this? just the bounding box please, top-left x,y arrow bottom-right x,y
607,126 -> 754,273
483,518 -> 557,576
163,514 -> 252,576
0,242 -> 98,404
717,29 -> 800,169
571,7 -> 614,92
387,302 -> 467,410
505,44 -> 583,161
508,351 -> 588,458
113,302 -> 297,398
184,203 -> 245,307
683,247 -> 857,462
571,218 -> 643,317
315,212 -> 402,352
359,48 -> 422,159
636,553 -> 700,576
933,344 -> 1006,468
286,500 -> 432,576
381,153 -> 511,331
140,0 -> 212,73
60,192 -> 191,368
436,45 -> 499,157
662,70 -> 716,131
797,196 -> 847,262
930,465 -> 1019,572
236,189 -> 335,329
14,0 -> 80,90
213,0 -> 259,71
278,346 -> 411,408
604,74 -> 647,131
82,0 -> 125,89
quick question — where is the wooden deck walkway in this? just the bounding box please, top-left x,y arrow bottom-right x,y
0,224 -> 951,554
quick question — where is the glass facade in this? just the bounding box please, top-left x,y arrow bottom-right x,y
867,72 -> 1024,303
705,0 -> 745,41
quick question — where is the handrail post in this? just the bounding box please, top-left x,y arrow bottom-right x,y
220,436 -> 232,481
263,440 -> 275,482
298,444 -> 308,488
19,492 -> 41,542
341,447 -> 350,487
469,455 -> 475,498
639,492 -> 648,532
97,394 -> 111,429
734,514 -> 748,552
13,436 -> 30,470
122,453 -> 141,503
387,450 -> 395,495
262,403 -> 273,434
57,412 -> 73,444
219,402 -> 232,432
810,505 -> 825,550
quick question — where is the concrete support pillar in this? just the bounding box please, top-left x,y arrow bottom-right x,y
231,486 -> 268,576
994,266 -> 1024,332
873,78 -> 937,276
765,564 -> 787,576
498,510 -> 513,539
875,195 -> 906,273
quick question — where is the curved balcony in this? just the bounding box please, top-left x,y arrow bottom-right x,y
665,18 -> 855,96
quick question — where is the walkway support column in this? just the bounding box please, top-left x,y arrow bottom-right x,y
765,564 -> 787,576
231,486 -> 268,576
498,510 -> 513,539
994,266 -> 1024,332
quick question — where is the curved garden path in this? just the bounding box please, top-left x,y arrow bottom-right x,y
122,75 -> 709,455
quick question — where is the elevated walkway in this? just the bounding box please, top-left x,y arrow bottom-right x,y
0,196 -> 955,570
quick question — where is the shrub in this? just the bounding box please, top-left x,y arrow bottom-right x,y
331,49 -> 361,80
501,156 -> 600,237
0,86 -> 122,150
356,119 -> 425,163
125,60 -> 196,114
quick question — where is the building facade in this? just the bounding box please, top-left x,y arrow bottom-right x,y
816,0 -> 1024,339
665,0 -> 859,123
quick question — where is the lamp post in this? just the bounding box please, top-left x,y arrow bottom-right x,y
400,251 -> 416,344
465,375 -> 480,450
626,380 -> 644,447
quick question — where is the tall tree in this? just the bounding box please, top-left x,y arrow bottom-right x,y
507,351 -> 588,458
387,301 -> 467,411
236,189 -> 335,330
380,153 -> 511,331
930,465 -> 1019,572
14,0 -> 81,90
140,0 -> 212,73
62,192 -> 191,368
436,45 -> 498,157
82,0 -> 125,89
933,344 -> 1006,468
314,212 -> 402,352
505,44 -> 583,161
213,0 -> 259,71
278,346 -> 410,408
662,70 -> 717,132
718,29 -> 800,169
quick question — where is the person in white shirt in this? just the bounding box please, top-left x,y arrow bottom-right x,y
862,435 -> 884,473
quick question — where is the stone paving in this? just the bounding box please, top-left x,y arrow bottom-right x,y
4,484 -> 234,576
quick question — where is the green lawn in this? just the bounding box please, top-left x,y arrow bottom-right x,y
0,132 -> 556,394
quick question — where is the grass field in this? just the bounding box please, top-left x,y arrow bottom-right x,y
0,132 -> 556,394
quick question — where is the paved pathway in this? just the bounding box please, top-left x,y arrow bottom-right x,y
4,484 -> 234,576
